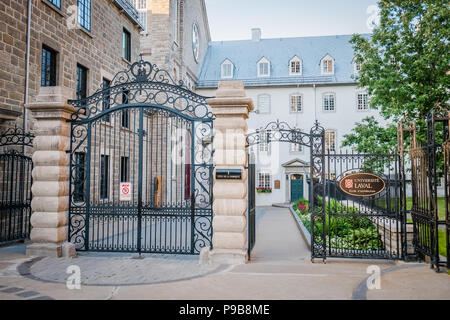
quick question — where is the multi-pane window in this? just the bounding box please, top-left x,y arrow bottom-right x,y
290,59 -> 301,75
290,143 -> 302,153
122,90 -> 130,128
74,152 -> 86,202
259,132 -> 269,152
78,0 -> 91,31
322,59 -> 333,74
357,93 -> 369,110
123,28 -> 131,61
130,0 -> 147,31
325,130 -> 336,152
258,61 -> 269,77
173,0 -> 178,41
120,157 -> 129,182
221,62 -> 233,78
102,78 -> 111,122
41,46 -> 57,87
323,93 -> 335,111
290,95 -> 302,112
47,0 -> 61,9
258,173 -> 271,189
257,94 -> 270,114
76,64 -> 87,100
100,155 -> 109,200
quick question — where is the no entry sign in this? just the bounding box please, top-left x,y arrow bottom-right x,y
120,182 -> 132,201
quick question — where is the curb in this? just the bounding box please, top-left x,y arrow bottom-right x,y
288,206 -> 311,250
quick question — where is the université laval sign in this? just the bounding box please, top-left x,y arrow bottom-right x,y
339,172 -> 386,197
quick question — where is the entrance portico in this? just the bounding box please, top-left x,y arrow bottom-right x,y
282,159 -> 310,203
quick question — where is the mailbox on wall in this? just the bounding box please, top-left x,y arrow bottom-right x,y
215,169 -> 242,180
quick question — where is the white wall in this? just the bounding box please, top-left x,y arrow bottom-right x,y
198,83 -> 388,205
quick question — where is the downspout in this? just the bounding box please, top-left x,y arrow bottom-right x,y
23,0 -> 32,149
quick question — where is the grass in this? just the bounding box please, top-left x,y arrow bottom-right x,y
375,197 -> 446,221
438,229 -> 447,258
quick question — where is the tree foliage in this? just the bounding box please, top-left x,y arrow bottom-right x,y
343,0 -> 449,151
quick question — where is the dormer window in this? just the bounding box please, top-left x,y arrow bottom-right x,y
289,56 -> 302,75
221,59 -> 234,79
321,54 -> 334,75
257,57 -> 270,77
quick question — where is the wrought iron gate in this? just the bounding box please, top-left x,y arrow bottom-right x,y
247,153 -> 256,258
402,112 -> 449,271
68,59 -> 214,254
0,127 -> 34,244
246,120 -> 405,261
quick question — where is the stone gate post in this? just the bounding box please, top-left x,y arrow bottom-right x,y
25,86 -> 76,258
205,81 -> 254,265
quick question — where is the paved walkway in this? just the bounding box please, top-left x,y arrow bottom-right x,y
0,206 -> 449,300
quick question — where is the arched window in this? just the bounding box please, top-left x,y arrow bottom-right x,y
257,57 -> 270,77
221,59 -> 234,79
289,56 -> 302,75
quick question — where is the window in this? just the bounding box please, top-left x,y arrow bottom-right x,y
102,78 -> 111,122
221,60 -> 233,79
100,155 -> 109,200
257,94 -> 270,114
120,157 -> 129,182
192,23 -> 200,63
357,93 -> 369,110
257,58 -> 270,77
259,132 -> 269,152
354,62 -> 362,74
258,172 -> 271,189
74,152 -> 86,202
123,28 -> 131,61
290,143 -> 302,153
323,93 -> 335,111
173,0 -> 178,41
325,130 -> 336,152
78,0 -> 91,32
289,57 -> 302,75
321,55 -> 334,74
290,95 -> 302,113
47,0 -> 61,9
130,0 -> 147,31
76,64 -> 87,100
41,46 -> 57,87
122,90 -> 130,128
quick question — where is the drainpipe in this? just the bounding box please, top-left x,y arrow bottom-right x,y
23,0 -> 32,150
313,84 -> 317,121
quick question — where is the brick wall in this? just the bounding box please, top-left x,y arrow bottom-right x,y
0,0 -> 141,131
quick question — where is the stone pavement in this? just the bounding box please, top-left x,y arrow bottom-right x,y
0,206 -> 449,300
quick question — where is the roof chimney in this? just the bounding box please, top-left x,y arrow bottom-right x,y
251,28 -> 261,42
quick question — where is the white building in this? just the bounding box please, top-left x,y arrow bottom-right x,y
196,29 -> 391,206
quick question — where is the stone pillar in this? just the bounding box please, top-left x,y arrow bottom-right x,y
25,86 -> 76,258
204,81 -> 254,265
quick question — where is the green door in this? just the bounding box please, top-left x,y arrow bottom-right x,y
290,174 -> 304,202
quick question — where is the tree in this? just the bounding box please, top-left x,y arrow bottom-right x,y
344,0 -> 449,151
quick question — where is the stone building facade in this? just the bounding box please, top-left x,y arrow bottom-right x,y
0,0 -> 142,133
138,0 -> 211,90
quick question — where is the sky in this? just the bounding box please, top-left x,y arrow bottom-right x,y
205,0 -> 379,41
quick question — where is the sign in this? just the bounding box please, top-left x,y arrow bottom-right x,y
339,173 -> 385,197
216,169 -> 242,180
120,182 -> 132,201
274,180 -> 281,189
